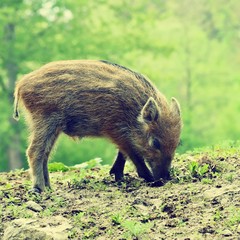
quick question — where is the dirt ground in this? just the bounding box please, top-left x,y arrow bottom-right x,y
0,145 -> 240,239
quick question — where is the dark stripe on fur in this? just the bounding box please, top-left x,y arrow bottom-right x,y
100,60 -> 155,91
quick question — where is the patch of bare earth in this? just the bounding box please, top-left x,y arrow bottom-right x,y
0,147 -> 240,239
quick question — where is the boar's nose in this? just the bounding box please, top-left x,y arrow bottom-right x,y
153,156 -> 172,180
153,167 -> 171,181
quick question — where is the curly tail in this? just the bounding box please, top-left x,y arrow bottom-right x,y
13,87 -> 20,121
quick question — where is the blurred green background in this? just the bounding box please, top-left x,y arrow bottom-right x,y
0,0 -> 239,172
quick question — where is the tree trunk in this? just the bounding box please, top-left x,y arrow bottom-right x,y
4,23 -> 23,170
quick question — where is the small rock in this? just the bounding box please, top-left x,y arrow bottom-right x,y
3,216 -> 72,240
222,229 -> 233,237
203,186 -> 240,200
203,188 -> 224,200
26,200 -> 43,212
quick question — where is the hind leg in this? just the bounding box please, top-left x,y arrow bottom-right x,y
42,130 -> 59,188
110,151 -> 126,181
27,121 -> 59,193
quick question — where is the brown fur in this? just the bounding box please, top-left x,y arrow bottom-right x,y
14,60 -> 182,192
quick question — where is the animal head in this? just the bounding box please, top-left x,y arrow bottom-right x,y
136,97 -> 182,180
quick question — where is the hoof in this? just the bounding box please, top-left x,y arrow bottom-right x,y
109,168 -> 115,176
115,174 -> 124,182
144,176 -> 155,182
137,170 -> 154,182
138,173 -> 154,182
110,168 -> 124,182
110,172 -> 124,182
149,179 -> 166,187
28,187 -> 42,194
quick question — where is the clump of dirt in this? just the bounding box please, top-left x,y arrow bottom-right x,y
0,146 -> 240,239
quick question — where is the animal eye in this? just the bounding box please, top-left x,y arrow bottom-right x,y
152,138 -> 161,150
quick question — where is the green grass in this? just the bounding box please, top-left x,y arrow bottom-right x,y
121,220 -> 153,239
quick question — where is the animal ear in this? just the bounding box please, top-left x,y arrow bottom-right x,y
171,97 -> 181,117
141,97 -> 160,122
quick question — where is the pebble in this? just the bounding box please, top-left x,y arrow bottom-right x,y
222,229 -> 233,237
26,201 -> 43,212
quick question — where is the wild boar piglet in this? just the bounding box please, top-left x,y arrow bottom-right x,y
13,60 -> 182,193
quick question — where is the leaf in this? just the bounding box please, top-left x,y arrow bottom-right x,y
48,162 -> 69,172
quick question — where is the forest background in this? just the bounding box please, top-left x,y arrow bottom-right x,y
0,0 -> 239,171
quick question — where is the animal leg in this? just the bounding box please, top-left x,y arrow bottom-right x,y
110,151 -> 126,181
129,152 -> 154,182
27,122 -> 59,192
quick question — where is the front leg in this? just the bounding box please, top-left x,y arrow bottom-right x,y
128,152 -> 154,182
110,151 -> 126,181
